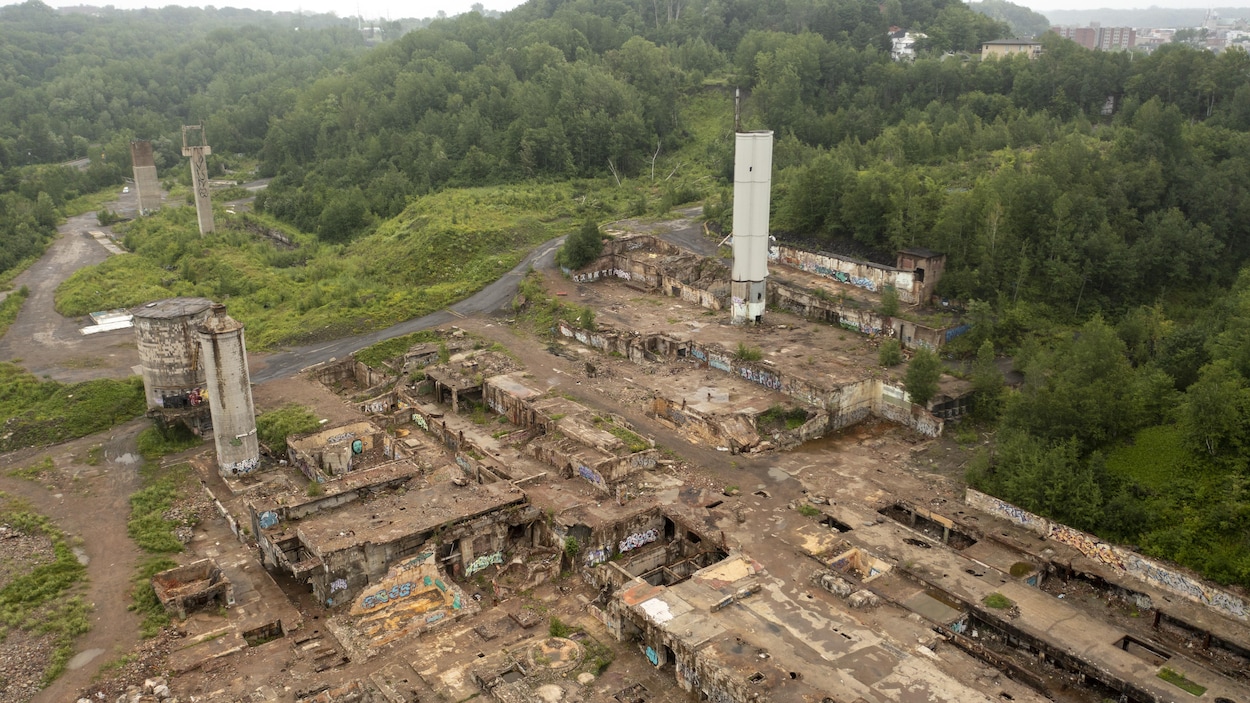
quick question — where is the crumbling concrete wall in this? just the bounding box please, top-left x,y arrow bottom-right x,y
571,235 -> 730,310
288,421 -> 387,480
152,559 -> 232,619
966,488 -> 1249,622
770,243 -> 919,303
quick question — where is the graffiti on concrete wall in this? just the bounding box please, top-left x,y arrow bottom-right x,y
413,413 -> 429,431
585,547 -> 610,567
737,365 -> 782,391
330,578 -> 348,593
222,457 -> 259,475
645,646 -> 659,666
619,528 -> 659,553
945,324 -> 972,342
690,347 -> 707,362
361,581 -> 414,609
362,400 -> 388,414
326,431 -> 357,445
465,551 -> 503,576
964,488 -> 1249,621
456,455 -> 472,474
677,662 -> 700,690
257,511 -> 279,530
708,354 -> 731,372
578,464 -> 606,489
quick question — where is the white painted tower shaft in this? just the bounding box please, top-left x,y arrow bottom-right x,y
198,305 -> 259,476
731,130 -> 774,325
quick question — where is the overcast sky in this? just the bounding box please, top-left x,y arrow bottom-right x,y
24,0 -> 1233,22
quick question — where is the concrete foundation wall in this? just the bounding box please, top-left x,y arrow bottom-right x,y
770,243 -> 919,303
966,489 -> 1249,622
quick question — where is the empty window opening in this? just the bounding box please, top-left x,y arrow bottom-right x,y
747,672 -> 765,685
1117,635 -> 1171,666
878,503 -> 977,550
821,516 -> 853,533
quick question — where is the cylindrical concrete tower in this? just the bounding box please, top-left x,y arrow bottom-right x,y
131,297 -> 215,431
731,130 -> 774,325
198,304 -> 259,476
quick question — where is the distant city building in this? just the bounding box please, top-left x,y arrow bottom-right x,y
980,39 -> 1043,60
1051,24 -> 1136,51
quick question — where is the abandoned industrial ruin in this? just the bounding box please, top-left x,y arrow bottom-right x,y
113,132 -> 1250,703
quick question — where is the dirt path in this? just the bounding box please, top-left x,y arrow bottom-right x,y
0,212 -> 138,383
0,419 -> 150,703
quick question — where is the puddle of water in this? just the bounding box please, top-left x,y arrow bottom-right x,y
67,647 -> 104,670
115,452 -> 140,465
767,466 -> 790,482
72,547 -> 89,565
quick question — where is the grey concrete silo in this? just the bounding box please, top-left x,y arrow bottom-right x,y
131,297 -> 215,433
197,304 -> 259,476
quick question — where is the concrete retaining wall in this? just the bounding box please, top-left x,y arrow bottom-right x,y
966,488 -> 1249,622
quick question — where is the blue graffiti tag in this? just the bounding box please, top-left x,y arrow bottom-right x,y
646,646 -> 659,666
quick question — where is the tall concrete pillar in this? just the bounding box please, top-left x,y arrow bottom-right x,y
731,131 -> 773,325
182,125 -> 214,235
129,140 -> 162,215
198,304 -> 258,476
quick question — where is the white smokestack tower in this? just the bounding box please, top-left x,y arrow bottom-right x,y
731,130 -> 773,325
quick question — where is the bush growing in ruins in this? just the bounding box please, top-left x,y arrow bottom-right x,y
904,347 -> 942,406
879,286 -> 900,317
549,616 -> 572,638
136,423 -> 202,460
564,536 -> 580,561
256,404 -> 320,455
578,306 -> 596,331
735,342 -> 763,362
558,220 -> 604,270
130,556 -> 178,638
878,339 -> 902,367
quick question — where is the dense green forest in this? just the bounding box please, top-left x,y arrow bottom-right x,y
0,1 -> 369,277
8,0 -> 1250,587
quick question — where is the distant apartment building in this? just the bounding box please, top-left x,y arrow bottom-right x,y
1052,24 -> 1136,51
980,39 -> 1043,59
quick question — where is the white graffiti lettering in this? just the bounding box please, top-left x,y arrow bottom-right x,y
465,552 -> 503,576
619,528 -> 659,553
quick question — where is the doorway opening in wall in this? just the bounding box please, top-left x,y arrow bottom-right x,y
663,645 -> 676,671
664,517 -> 677,541
915,267 -> 925,282
754,315 -> 762,323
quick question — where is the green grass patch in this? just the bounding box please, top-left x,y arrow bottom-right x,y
0,493 -> 92,686
758,405 -> 808,431
61,188 -> 125,218
1157,667 -> 1206,696
128,556 -> 178,638
56,183 -> 598,349
8,456 -> 54,480
355,330 -> 442,369
591,416 -> 650,453
135,423 -> 202,460
0,285 -> 30,339
982,592 -> 1014,609
256,404 -> 320,455
0,362 -> 146,452
797,504 -> 821,518
127,463 -> 194,554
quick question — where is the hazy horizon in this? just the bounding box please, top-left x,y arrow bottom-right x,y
7,0 -> 1243,23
